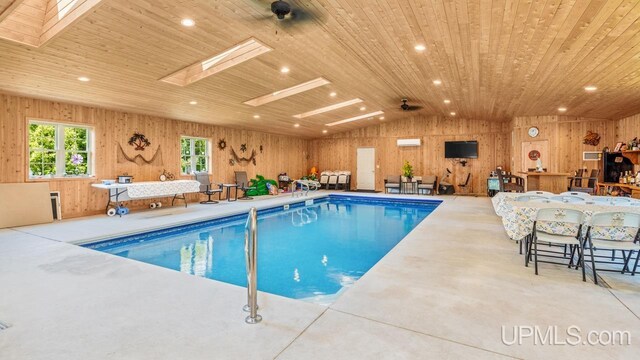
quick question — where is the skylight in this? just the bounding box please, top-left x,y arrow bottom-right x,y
325,111 -> 384,127
160,38 -> 272,86
243,78 -> 331,107
293,98 -> 363,119
55,0 -> 80,20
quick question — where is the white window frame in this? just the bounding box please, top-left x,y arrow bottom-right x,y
28,119 -> 95,179
180,136 -> 211,175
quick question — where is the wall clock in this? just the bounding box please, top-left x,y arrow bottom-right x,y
528,127 -> 539,138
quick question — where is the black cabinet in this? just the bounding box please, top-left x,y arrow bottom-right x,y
601,152 -> 634,183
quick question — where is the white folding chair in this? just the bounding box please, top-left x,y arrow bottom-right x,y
560,191 -> 591,198
327,173 -> 338,189
514,195 -> 549,202
319,172 -> 330,189
526,190 -> 554,196
337,171 -> 350,190
585,212 -> 640,284
526,208 -> 586,281
550,195 -> 586,204
592,197 -> 634,206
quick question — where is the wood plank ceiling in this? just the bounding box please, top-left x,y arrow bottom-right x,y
0,0 -> 639,138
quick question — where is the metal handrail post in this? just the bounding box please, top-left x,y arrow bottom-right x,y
243,207 -> 262,324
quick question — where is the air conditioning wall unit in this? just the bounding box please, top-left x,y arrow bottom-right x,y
583,151 -> 601,161
397,138 -> 421,147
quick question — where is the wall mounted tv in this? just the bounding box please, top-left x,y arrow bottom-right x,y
444,141 -> 478,159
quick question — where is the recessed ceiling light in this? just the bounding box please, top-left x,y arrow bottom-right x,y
450,112 -> 456,116
379,116 -> 385,120
414,44 -> 426,52
189,100 -> 198,105
253,114 -> 260,119
360,106 -> 366,111
181,18 -> 195,27
558,107 -> 567,112
433,80 -> 442,85
77,76 -> 90,82
329,92 -> 337,97
443,99 -> 451,104
322,130 -> 328,134
584,85 -> 597,92
280,66 -> 290,74
294,123 -> 300,128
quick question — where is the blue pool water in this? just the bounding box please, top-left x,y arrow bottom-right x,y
86,195 -> 439,303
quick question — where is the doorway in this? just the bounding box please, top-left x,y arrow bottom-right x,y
521,140 -> 550,173
356,147 -> 376,190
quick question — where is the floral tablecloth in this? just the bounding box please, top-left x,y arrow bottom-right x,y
125,180 -> 201,199
93,180 -> 201,200
492,193 -> 640,241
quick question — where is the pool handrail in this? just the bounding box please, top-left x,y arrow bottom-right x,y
243,207 -> 262,324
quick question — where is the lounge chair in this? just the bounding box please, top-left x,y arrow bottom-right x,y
234,171 -> 257,200
384,175 -> 401,193
194,172 -> 222,204
417,175 -> 437,195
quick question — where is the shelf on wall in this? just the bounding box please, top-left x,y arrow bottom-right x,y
621,150 -> 640,165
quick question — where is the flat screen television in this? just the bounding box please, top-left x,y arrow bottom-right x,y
445,141 -> 478,159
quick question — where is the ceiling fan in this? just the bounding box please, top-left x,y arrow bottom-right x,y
250,1 -> 321,26
400,99 -> 423,111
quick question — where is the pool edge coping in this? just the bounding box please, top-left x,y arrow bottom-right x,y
80,194 -> 442,248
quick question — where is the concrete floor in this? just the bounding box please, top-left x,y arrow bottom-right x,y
1,193 -> 639,359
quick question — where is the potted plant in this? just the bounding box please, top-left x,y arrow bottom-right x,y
402,160 -> 414,181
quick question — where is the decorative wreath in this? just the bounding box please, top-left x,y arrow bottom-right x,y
218,138 -> 227,150
528,150 -> 541,161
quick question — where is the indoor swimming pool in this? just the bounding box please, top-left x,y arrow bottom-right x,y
86,195 -> 440,304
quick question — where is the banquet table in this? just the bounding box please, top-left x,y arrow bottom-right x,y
92,180 -> 201,213
492,192 -> 640,241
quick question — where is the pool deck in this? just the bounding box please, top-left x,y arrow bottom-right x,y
1,192 -> 639,359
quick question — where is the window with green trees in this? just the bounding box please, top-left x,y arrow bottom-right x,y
28,121 -> 93,178
181,136 -> 209,174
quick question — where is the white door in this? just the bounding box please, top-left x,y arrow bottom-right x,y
357,147 -> 376,190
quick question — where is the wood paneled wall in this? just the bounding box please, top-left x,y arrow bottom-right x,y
309,116 -> 511,195
0,94 -> 309,218
615,113 -> 640,143
614,113 -> 640,173
511,116 -> 617,175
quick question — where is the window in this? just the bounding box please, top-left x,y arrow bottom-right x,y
181,136 -> 210,174
28,120 -> 93,178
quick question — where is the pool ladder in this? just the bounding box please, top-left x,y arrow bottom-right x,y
291,180 -> 310,197
243,207 -> 262,324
